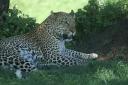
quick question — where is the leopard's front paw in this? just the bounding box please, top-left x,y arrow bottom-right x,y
89,53 -> 98,59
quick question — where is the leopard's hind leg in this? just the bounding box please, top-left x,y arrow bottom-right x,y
0,55 -> 36,79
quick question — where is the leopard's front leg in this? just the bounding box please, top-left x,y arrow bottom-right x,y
62,49 -> 98,59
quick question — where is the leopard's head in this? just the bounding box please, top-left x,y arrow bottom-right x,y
44,11 -> 76,41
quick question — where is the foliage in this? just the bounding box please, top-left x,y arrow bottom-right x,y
66,0 -> 128,51
0,7 -> 37,39
75,0 -> 128,40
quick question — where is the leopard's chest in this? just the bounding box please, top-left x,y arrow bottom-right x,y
58,41 -> 65,55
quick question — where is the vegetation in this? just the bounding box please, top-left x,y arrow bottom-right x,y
69,0 -> 128,52
0,7 -> 37,39
0,61 -> 128,85
75,0 -> 128,44
0,0 -> 128,85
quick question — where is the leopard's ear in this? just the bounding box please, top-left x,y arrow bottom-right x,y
70,10 -> 75,18
51,10 -> 55,14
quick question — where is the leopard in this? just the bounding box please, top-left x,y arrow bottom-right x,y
0,11 -> 98,79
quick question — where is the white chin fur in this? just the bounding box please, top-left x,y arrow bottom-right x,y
65,39 -> 72,42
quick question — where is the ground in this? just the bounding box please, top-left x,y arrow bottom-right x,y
0,61 -> 128,85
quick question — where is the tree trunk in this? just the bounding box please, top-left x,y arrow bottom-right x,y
0,0 -> 10,23
0,0 -> 10,14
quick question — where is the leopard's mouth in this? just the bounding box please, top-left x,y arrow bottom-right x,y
62,33 -> 75,42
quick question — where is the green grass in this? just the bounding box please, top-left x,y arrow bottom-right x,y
0,61 -> 128,85
10,0 -> 88,23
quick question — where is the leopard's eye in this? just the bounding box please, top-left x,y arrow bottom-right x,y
66,21 -> 70,25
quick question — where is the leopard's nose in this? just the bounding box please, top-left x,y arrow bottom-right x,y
63,34 -> 68,39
